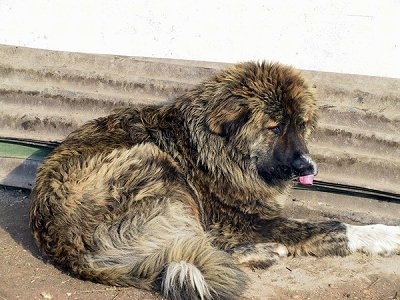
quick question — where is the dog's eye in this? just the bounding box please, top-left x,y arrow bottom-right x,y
270,125 -> 283,136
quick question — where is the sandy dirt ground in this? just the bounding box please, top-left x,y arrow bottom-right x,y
1,186 -> 399,300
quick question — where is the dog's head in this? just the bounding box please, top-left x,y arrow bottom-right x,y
204,61 -> 318,185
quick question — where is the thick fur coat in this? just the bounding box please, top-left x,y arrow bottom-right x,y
30,62 -> 400,299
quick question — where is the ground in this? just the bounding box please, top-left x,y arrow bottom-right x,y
1,186 -> 399,300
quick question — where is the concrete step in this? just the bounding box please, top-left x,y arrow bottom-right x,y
0,45 -> 399,193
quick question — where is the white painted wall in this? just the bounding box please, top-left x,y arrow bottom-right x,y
0,0 -> 399,78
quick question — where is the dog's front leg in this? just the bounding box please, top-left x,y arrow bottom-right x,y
231,217 -> 400,269
256,217 -> 400,257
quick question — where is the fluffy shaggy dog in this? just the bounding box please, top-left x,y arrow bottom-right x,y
30,62 -> 400,299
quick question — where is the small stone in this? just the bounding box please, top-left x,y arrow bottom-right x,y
40,292 -> 53,300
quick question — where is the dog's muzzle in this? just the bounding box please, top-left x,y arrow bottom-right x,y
292,154 -> 318,185
291,154 -> 318,177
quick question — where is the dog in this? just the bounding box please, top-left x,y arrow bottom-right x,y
29,61 -> 400,299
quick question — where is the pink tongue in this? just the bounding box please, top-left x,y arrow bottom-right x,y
298,174 -> 315,185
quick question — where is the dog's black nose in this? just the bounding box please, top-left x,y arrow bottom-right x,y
291,154 -> 317,176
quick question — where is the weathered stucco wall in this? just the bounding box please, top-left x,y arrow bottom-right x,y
1,0 -> 399,78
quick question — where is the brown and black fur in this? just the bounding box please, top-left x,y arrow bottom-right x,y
30,62 -> 352,299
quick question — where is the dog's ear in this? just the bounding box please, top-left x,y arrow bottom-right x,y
207,100 -> 250,136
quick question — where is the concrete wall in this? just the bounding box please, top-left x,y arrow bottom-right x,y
0,0 -> 399,78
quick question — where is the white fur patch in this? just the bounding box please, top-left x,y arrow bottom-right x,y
163,261 -> 212,300
346,224 -> 400,255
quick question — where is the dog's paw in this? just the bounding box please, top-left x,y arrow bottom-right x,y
231,243 -> 288,269
346,224 -> 400,255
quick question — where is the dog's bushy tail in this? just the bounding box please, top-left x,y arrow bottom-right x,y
158,237 -> 248,299
80,218 -> 248,300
